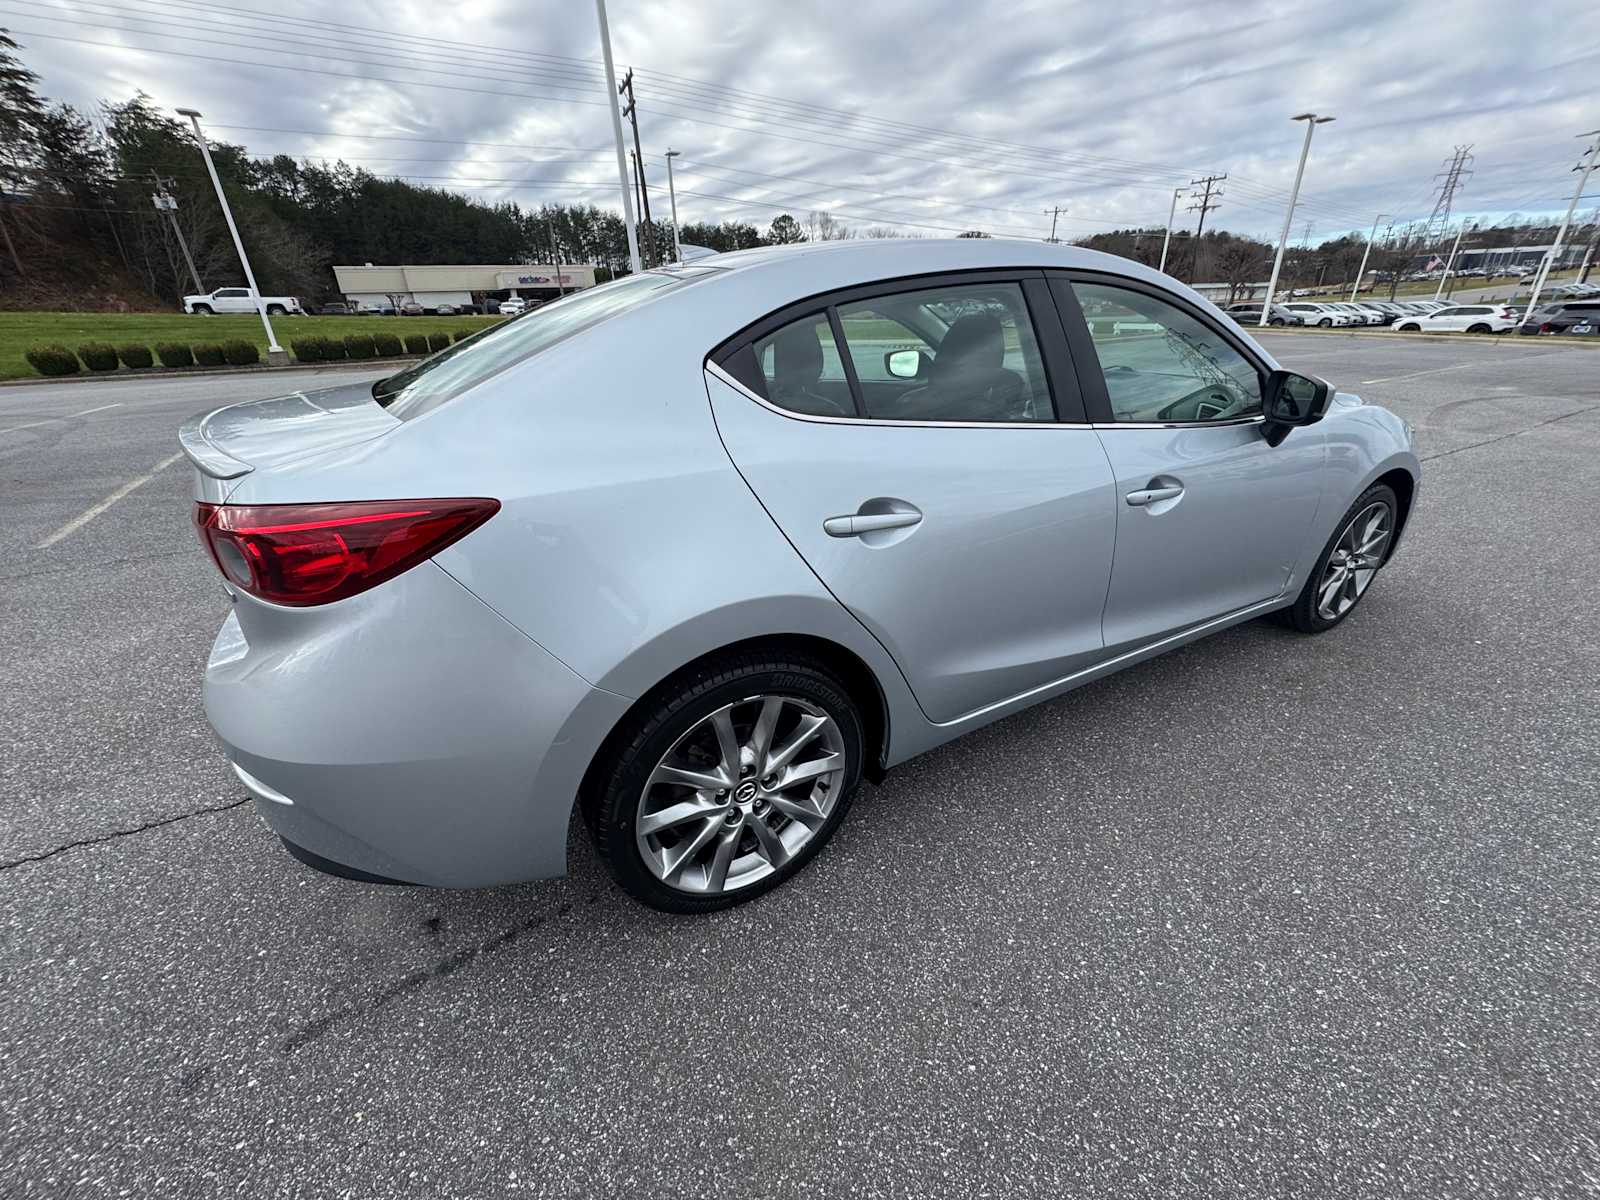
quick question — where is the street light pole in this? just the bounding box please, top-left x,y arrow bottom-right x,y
1521,129 -> 1600,325
1434,222 -> 1470,301
1158,186 -> 1183,275
1350,212 -> 1389,302
177,109 -> 283,362
1260,113 -> 1334,327
664,149 -> 682,263
594,0 -> 641,275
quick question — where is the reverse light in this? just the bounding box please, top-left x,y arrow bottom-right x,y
192,498 -> 500,606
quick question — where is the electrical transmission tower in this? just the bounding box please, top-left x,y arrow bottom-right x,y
1424,146 -> 1474,242
1186,173 -> 1225,281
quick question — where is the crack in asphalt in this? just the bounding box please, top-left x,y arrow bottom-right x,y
280,902 -> 576,1054
1420,402 -> 1600,463
0,798 -> 250,872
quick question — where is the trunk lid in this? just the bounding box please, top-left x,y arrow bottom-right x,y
179,381 -> 400,490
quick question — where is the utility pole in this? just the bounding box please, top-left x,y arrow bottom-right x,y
618,68 -> 655,267
176,107 -> 284,363
1186,173 -> 1225,282
1044,205 -> 1066,244
663,148 -> 684,262
549,221 -> 565,296
1523,131 -> 1600,324
1351,212 -> 1389,301
593,0 -> 640,275
151,174 -> 203,295
102,199 -> 132,275
1261,113 -> 1334,327
1158,186 -> 1184,275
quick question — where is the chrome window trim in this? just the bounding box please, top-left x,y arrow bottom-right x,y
704,359 -> 1095,430
1092,414 -> 1266,431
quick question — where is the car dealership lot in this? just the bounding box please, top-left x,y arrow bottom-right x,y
2,335 -> 1597,1197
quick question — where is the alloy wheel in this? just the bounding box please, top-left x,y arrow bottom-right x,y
635,695 -> 847,895
1315,501 -> 1393,621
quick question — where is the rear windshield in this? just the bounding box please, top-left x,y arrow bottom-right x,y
372,270 -> 694,419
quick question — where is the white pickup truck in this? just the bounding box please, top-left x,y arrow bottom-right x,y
182,287 -> 303,316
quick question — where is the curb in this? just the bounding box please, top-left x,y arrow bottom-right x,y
0,356 -> 409,391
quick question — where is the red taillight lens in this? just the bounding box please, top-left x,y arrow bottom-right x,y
192,498 -> 499,606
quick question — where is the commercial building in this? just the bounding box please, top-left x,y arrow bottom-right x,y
331,263 -> 596,312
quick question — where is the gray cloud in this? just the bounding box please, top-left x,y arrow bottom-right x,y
8,0 -> 1598,244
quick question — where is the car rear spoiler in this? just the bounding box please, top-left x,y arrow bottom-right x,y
178,405 -> 254,480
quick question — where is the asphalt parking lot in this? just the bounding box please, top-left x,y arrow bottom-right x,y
3,332 -> 1598,1197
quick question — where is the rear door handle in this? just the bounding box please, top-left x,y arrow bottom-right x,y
823,511 -> 923,537
1125,485 -> 1184,506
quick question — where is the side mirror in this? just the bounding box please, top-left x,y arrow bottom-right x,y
1261,369 -> 1331,446
885,348 -> 931,379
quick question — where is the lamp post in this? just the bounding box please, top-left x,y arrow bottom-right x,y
1350,212 -> 1389,302
1521,130 -> 1600,325
594,0 -> 641,275
664,149 -> 683,263
1434,221 -> 1471,301
1260,113 -> 1335,327
1158,186 -> 1184,275
176,107 -> 285,362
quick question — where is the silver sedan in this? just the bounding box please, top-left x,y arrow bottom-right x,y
181,240 -> 1420,912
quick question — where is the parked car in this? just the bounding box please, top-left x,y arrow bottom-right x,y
435,303 -> 463,315
317,302 -> 355,316
398,301 -> 426,317
355,302 -> 396,316
1224,302 -> 1303,326
498,297 -> 529,316
1331,302 -> 1384,326
180,241 -> 1419,911
1391,303 -> 1520,333
1283,302 -> 1358,327
183,287 -> 303,316
1348,302 -> 1397,325
1516,299 -> 1600,336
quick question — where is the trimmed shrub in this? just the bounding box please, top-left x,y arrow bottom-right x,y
77,342 -> 119,372
290,337 -> 324,363
312,335 -> 344,361
343,333 -> 377,360
222,339 -> 260,366
116,343 -> 154,369
403,333 -> 431,355
193,343 -> 227,367
452,329 -> 475,343
25,344 -> 80,377
427,331 -> 452,353
154,342 -> 194,368
373,332 -> 403,358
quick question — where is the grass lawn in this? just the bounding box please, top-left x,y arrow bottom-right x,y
0,312 -> 504,381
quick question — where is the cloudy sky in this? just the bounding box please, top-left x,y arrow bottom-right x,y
7,0 -> 1599,246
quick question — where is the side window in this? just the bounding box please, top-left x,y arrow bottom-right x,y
748,313 -> 854,418
835,281 -> 1052,422
1072,281 -> 1263,424
217,288 -> 248,298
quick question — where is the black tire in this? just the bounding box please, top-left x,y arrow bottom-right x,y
584,652 -> 865,913
1274,483 -> 1399,634
192,304 -> 213,315
266,304 -> 286,316
1467,322 -> 1490,333
1318,317 -> 1333,327
1398,322 -> 1420,332
1269,317 -> 1285,325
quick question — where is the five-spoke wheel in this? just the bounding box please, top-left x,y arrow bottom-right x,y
1277,483 -> 1398,633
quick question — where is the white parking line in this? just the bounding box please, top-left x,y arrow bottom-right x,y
1361,350 -> 1561,385
35,451 -> 186,549
0,402 -> 123,434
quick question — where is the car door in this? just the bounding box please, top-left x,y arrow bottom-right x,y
1050,273 -> 1327,653
215,287 -> 250,313
707,273 -> 1117,724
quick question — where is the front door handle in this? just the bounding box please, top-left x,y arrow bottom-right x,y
1126,485 -> 1184,507
823,510 -> 923,537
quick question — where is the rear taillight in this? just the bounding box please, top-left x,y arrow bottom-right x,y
192,498 -> 499,606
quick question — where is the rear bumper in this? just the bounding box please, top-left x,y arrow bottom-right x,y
204,562 -> 631,888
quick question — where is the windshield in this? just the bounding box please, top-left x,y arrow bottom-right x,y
372,271 -> 691,420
